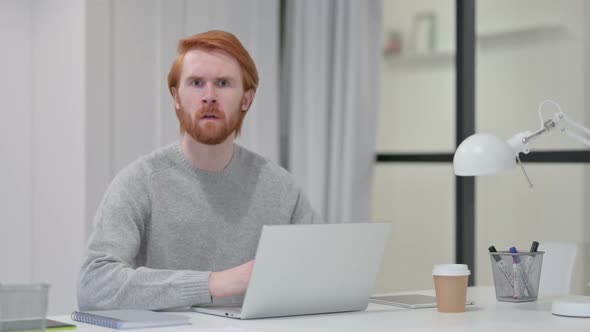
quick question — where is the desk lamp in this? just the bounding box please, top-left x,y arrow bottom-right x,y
453,100 -> 590,318
454,100 -> 590,187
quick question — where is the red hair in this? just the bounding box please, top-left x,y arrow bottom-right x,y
167,30 -> 259,137
168,30 -> 259,93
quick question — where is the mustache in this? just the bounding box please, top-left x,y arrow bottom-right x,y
197,104 -> 224,119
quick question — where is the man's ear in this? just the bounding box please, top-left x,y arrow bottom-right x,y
171,87 -> 180,110
242,89 -> 255,111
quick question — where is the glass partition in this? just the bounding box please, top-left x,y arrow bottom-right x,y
372,164 -> 455,293
374,0 -> 456,292
378,0 -> 456,153
475,0 -> 590,294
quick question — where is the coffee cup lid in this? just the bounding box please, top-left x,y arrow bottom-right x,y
432,264 -> 471,276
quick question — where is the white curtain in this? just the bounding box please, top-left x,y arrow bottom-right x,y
283,0 -> 382,222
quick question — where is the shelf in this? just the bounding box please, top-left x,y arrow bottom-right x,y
384,50 -> 454,66
477,23 -> 565,40
383,24 -> 567,66
477,24 -> 567,43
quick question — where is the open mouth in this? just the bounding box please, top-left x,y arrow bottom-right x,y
201,114 -> 219,119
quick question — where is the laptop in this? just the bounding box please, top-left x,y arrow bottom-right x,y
192,222 -> 391,319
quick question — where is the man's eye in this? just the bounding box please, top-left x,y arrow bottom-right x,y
190,80 -> 204,87
216,79 -> 230,87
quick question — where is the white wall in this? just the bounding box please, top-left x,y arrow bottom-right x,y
1,0 -> 35,285
32,0 -> 87,316
0,0 -> 86,315
1,0 -> 33,285
0,0 -> 280,315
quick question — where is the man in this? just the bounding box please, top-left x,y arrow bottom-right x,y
77,30 -> 321,310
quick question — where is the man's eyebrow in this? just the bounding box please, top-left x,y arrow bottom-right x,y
215,76 -> 236,82
184,76 -> 236,81
185,75 -> 203,81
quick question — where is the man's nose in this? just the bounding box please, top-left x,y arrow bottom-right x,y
201,84 -> 217,104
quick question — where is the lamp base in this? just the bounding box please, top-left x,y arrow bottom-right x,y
551,296 -> 590,318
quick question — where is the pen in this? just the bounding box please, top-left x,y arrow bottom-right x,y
509,247 -> 521,299
524,241 -> 539,274
510,247 -> 535,298
488,246 -> 514,288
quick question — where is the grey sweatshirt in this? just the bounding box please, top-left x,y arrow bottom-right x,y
77,142 -> 321,310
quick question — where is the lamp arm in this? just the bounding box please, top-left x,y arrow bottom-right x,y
504,100 -> 590,189
521,111 -> 590,147
512,100 -> 590,153
555,112 -> 590,147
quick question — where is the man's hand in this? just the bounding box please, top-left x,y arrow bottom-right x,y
209,260 -> 255,298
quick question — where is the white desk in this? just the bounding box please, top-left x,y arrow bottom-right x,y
52,287 -> 588,331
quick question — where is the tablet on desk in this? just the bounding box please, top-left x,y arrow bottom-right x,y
370,294 -> 474,309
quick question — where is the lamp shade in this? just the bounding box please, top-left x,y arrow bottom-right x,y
453,133 -> 516,176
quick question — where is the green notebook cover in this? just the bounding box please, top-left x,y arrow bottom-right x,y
1,318 -> 76,331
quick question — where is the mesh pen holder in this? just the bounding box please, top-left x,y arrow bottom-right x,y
489,251 -> 544,302
0,283 -> 50,332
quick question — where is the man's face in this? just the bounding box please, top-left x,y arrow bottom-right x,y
173,48 -> 254,145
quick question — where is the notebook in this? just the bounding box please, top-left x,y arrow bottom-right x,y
192,222 -> 392,319
70,310 -> 190,329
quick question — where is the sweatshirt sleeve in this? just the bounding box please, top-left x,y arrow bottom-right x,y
290,188 -> 324,225
77,164 -> 212,310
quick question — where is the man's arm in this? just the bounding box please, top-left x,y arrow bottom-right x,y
77,168 -> 214,310
78,166 -> 256,310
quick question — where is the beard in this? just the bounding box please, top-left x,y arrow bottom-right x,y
176,103 -> 241,145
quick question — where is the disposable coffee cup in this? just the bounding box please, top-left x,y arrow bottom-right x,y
432,264 -> 470,313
